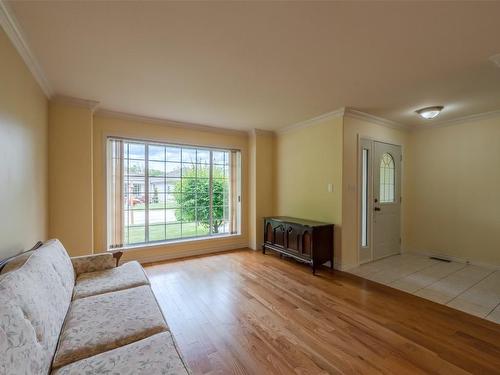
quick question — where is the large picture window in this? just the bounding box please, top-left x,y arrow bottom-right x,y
107,138 -> 241,249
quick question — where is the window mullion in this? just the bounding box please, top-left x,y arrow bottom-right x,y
126,145 -> 130,244
209,150 -> 213,236
145,143 -> 150,243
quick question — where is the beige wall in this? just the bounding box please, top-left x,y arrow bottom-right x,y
342,116 -> 409,269
274,116 -> 343,265
93,114 -> 249,263
405,116 -> 500,266
0,28 -> 48,258
48,101 -> 94,256
248,130 -> 275,249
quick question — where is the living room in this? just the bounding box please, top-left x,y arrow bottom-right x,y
1,1 -> 499,374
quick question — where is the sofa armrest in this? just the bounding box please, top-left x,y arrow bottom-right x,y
71,251 -> 123,275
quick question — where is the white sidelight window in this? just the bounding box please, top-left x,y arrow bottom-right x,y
106,138 -> 241,249
361,148 -> 369,247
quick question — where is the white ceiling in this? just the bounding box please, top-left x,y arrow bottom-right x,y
7,1 -> 500,131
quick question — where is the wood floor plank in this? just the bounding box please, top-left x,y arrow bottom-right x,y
146,250 -> 500,375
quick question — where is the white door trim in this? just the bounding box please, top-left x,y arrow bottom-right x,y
357,136 -> 404,265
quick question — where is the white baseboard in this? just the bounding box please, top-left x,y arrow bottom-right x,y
138,245 -> 356,272
325,260 -> 358,271
129,241 -> 249,264
337,263 -> 358,271
402,249 -> 500,271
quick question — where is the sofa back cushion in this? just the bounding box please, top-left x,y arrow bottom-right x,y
0,250 -> 35,275
0,239 -> 75,375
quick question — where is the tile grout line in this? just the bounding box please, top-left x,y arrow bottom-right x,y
387,259 -> 444,286
468,270 -> 500,318
351,255 -> 500,320
485,299 -> 500,318
484,271 -> 500,318
349,256 -> 402,278
444,268 -> 496,305
350,262 -> 500,318
410,263 -> 468,295
367,255 -> 439,283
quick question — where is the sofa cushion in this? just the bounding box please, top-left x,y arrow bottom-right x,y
37,239 -> 75,294
52,285 -> 168,369
73,261 -> 150,300
0,240 -> 74,375
71,253 -> 117,276
51,332 -> 189,375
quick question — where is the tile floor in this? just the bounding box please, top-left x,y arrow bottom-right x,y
347,253 -> 500,323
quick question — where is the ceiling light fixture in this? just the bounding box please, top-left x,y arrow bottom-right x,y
416,106 -> 444,120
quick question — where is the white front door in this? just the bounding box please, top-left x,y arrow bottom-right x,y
359,140 -> 402,263
373,142 -> 401,260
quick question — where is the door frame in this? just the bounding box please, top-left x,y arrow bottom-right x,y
357,135 -> 404,265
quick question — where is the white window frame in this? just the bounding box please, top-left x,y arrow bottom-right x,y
106,137 -> 242,249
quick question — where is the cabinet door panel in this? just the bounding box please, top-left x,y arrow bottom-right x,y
302,231 -> 312,257
273,224 -> 285,248
265,222 -> 273,244
285,225 -> 300,253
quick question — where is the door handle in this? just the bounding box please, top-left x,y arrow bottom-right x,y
374,207 -> 381,211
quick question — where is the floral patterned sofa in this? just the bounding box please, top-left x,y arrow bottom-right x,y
0,239 -> 190,375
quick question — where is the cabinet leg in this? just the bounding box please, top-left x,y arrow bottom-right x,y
262,246 -> 266,255
312,262 -> 316,275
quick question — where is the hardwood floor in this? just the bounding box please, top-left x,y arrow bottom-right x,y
145,249 -> 500,375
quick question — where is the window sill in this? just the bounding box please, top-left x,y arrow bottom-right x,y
109,233 -> 242,252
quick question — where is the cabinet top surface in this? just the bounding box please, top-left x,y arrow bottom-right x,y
264,216 -> 333,227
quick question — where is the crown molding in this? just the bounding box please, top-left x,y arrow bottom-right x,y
276,107 -> 411,134
95,108 -> 249,137
343,108 -> 411,131
52,95 -> 100,111
250,128 -> 275,137
0,0 -> 52,98
412,108 -> 500,131
276,107 -> 346,134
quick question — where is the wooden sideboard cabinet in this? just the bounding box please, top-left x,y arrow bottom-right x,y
262,216 -> 334,274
